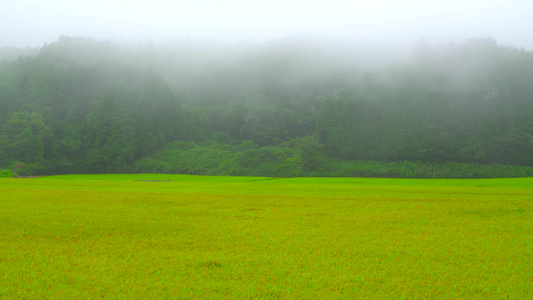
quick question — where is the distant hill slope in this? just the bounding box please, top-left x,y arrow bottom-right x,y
0,36 -> 532,176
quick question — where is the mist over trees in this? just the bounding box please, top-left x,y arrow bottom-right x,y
1,35 -> 532,177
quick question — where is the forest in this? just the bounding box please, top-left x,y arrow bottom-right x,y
1,36 -> 533,178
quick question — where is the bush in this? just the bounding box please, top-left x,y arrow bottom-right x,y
131,141 -> 533,179
0,169 -> 13,178
316,159 -> 533,178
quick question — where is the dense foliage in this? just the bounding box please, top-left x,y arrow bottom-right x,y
1,36 -> 532,177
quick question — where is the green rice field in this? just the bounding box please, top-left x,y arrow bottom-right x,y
1,175 -> 532,298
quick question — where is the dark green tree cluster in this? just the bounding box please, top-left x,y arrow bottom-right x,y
0,41 -> 182,174
1,36 -> 532,177
317,39 -> 533,167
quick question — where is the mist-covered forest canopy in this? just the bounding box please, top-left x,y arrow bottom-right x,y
1,35 -> 533,178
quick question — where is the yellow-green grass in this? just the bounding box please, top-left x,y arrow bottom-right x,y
1,175 -> 532,298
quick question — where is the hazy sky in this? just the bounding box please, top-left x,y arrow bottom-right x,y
1,0 -> 532,48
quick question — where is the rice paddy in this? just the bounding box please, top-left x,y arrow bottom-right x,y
1,175 -> 532,298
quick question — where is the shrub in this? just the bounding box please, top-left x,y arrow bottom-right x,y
0,169 -> 13,178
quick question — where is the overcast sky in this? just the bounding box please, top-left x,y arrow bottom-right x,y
1,0 -> 532,48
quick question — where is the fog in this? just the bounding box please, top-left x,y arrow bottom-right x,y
2,0 -> 533,49
2,2 -> 533,176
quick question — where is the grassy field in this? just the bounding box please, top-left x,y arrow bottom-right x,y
1,175 -> 532,298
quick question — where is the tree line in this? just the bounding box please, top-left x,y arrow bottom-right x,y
1,36 -> 532,177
